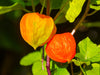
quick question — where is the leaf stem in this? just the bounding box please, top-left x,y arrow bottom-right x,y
87,10 -> 98,16
71,0 -> 90,35
22,8 -> 32,13
46,0 -> 50,16
54,0 -> 69,21
40,0 -> 46,14
46,55 -> 51,75
71,62 -> 74,75
42,46 -> 44,70
46,0 -> 51,75
31,0 -> 35,12
80,65 -> 86,75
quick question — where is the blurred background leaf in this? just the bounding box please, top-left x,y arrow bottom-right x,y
0,3 -> 23,15
83,22 -> 100,28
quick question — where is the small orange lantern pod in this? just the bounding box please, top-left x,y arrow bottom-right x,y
46,32 -> 76,63
20,12 -> 56,50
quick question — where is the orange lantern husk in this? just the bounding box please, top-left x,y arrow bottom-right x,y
46,32 -> 76,63
20,12 -> 57,50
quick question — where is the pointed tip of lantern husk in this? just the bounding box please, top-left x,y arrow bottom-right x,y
34,47 -> 37,50
33,46 -> 37,50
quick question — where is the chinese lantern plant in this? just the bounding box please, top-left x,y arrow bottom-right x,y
0,0 -> 99,75
46,32 -> 76,63
20,12 -> 57,50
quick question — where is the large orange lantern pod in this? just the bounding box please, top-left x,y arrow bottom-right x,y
20,12 -> 57,50
46,32 -> 76,63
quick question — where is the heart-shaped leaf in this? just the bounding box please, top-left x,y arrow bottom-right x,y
20,51 -> 41,66
76,37 -> 100,62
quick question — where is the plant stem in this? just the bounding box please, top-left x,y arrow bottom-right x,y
79,70 -> 82,75
46,55 -> 51,75
46,0 -> 51,75
42,46 -> 44,70
80,65 -> 86,75
54,0 -> 69,21
22,8 -> 32,13
71,62 -> 74,75
71,0 -> 90,35
46,0 -> 50,16
40,0 -> 46,14
31,0 -> 35,12
87,10 -> 98,16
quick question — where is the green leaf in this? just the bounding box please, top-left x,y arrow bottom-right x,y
0,3 -> 23,15
54,0 -> 70,24
55,13 -> 67,24
54,68 -> 70,75
86,63 -> 100,75
75,37 -> 100,62
65,0 -> 86,23
98,45 -> 100,47
90,5 -> 100,10
83,22 -> 100,28
20,51 -> 41,66
32,61 -> 48,75
90,0 -> 100,10
72,59 -> 90,66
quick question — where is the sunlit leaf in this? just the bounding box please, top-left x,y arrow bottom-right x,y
90,0 -> 100,10
90,5 -> 100,10
20,51 -> 41,66
54,68 -> 70,75
32,61 -> 48,75
72,59 -> 90,66
86,63 -> 100,75
0,3 -> 23,15
75,37 -> 100,62
65,0 -> 86,23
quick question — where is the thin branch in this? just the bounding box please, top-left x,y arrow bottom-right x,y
22,8 -> 32,13
71,0 -> 91,35
71,62 -> 74,75
46,55 -> 51,75
31,0 -> 35,12
42,46 -> 44,70
80,65 -> 86,75
87,10 -> 98,16
79,70 -> 83,75
40,0 -> 46,14
46,0 -> 51,75
54,0 -> 69,21
46,0 -> 50,16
